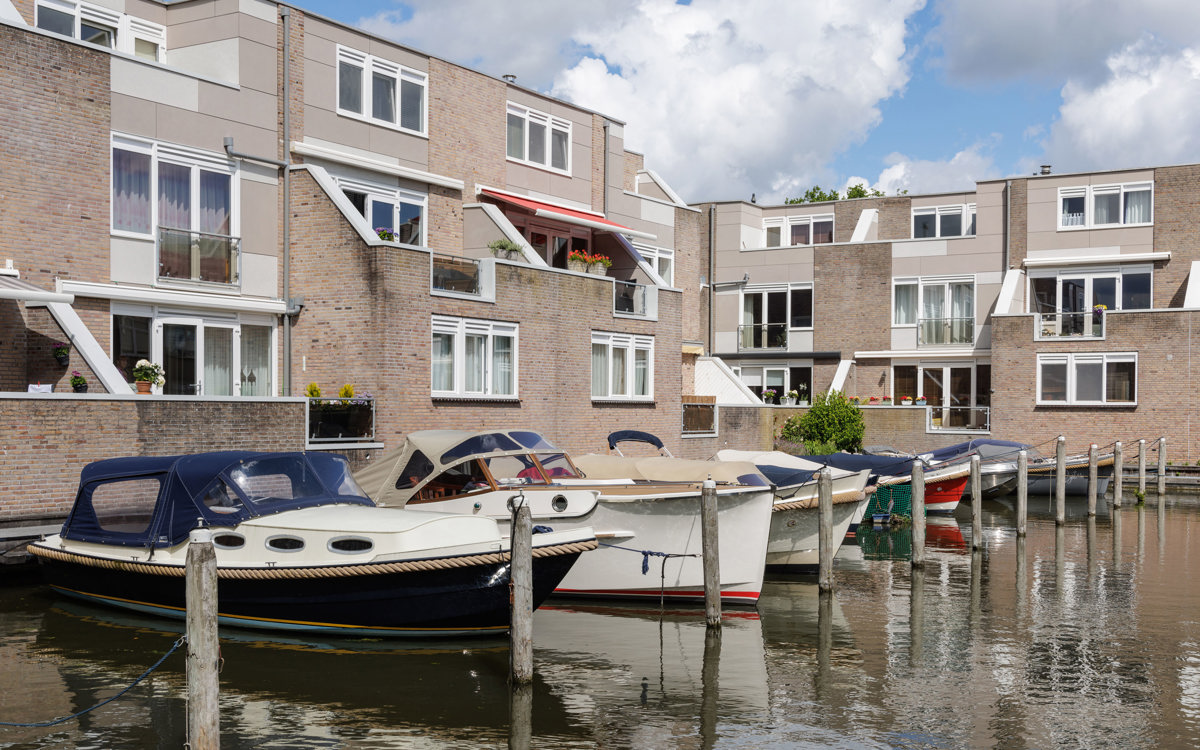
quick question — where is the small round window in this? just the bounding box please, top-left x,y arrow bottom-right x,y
329,537 -> 374,554
267,535 -> 305,552
551,495 -> 569,513
213,533 -> 245,550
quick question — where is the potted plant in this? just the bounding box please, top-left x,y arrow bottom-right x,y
488,238 -> 523,261
131,359 -> 165,394
882,396 -> 893,404
376,227 -> 398,242
868,396 -> 879,405
783,389 -> 799,406
52,341 -> 70,366
305,382 -> 322,398
901,395 -> 913,405
70,371 -> 87,393
589,254 -> 612,276
761,388 -> 777,404
795,384 -> 809,406
567,249 -> 590,273
915,396 -> 927,405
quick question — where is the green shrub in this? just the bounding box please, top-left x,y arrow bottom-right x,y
305,382 -> 321,398
339,383 -> 355,398
779,390 -> 864,453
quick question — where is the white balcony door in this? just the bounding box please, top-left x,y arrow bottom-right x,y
155,317 -> 237,396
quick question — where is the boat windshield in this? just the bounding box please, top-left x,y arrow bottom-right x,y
512,431 -> 558,451
536,453 -> 579,479
483,453 -> 548,485
228,455 -> 330,507
441,433 -> 521,464
310,453 -> 371,499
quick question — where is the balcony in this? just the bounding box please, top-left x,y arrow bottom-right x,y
917,317 -> 974,346
307,397 -> 375,444
431,253 -> 481,296
613,280 -> 658,318
926,405 -> 990,433
738,323 -> 788,351
158,227 -> 240,285
1035,310 -> 1105,340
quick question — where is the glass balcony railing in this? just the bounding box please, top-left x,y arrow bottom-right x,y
926,405 -> 990,432
917,317 -> 974,346
614,280 -> 656,317
158,227 -> 240,285
1035,310 -> 1105,340
307,397 -> 375,443
431,254 -> 481,296
738,323 -> 788,351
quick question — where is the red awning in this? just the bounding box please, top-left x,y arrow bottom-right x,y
480,189 -> 656,241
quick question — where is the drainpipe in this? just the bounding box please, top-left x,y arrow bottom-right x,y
602,120 -> 610,217
1004,179 -> 1011,272
280,5 -> 292,396
708,204 -> 715,356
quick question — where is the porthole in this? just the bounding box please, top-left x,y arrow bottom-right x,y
266,535 -> 304,552
213,533 -> 245,550
329,537 -> 374,554
551,495 -> 569,512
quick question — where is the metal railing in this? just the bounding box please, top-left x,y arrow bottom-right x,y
431,254 -> 481,295
738,323 -> 788,351
614,280 -> 656,317
1035,310 -> 1105,340
926,405 -> 990,432
158,227 -> 240,285
307,397 -> 375,443
917,316 -> 974,346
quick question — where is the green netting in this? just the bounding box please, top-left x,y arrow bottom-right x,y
865,483 -> 912,517
856,525 -> 913,560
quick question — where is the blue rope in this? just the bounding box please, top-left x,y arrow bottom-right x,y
0,636 -> 186,728
600,542 -> 699,575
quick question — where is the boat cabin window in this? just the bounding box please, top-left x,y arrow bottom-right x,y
414,459 -> 491,501
441,434 -> 521,464
483,454 -> 549,485
201,480 -> 246,515
89,477 -> 161,534
229,456 -> 325,505
395,450 -> 435,490
536,453 -> 579,479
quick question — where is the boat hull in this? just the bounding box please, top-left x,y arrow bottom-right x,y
32,544 -> 584,638
866,476 -> 968,516
765,494 -> 872,573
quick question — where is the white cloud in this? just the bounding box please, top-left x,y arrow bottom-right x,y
1044,40 -> 1200,172
360,0 -> 925,203
872,143 -> 999,195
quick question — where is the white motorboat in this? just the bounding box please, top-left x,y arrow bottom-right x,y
357,429 -> 775,606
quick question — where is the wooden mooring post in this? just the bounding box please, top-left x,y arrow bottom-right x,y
970,456 -> 982,551
1113,442 -> 1124,508
1157,437 -> 1167,498
1087,444 -> 1098,517
510,502 -> 533,684
911,461 -> 926,568
1016,451 -> 1028,537
700,477 -> 722,629
1054,435 -> 1066,526
1138,439 -> 1147,496
186,527 -> 219,750
818,469 -> 834,592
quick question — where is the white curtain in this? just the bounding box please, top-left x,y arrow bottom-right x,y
611,346 -> 627,397
204,327 -> 233,396
894,284 -> 916,325
432,333 -> 454,391
591,343 -> 608,397
371,71 -> 395,122
158,162 -> 190,230
240,325 -> 271,397
199,171 -> 230,235
634,349 -> 649,396
464,334 -> 485,393
1124,190 -> 1151,224
113,149 -> 151,233
492,335 -> 513,395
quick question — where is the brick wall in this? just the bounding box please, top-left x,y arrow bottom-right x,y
1008,178 -> 1028,268
813,242 -> 891,352
623,151 -> 644,193
877,196 -> 913,241
0,397 -> 308,521
1152,164 -> 1200,308
426,57 -> 505,224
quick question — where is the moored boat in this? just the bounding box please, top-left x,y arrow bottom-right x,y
29,451 -> 594,637
805,452 -> 968,515
356,429 -> 775,606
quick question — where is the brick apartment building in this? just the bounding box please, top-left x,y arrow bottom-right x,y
698,165 -> 1200,461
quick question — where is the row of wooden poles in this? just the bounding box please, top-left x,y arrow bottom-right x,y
180,436 -> 1168,747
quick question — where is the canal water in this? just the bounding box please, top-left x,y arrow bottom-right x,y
2,494 -> 1199,749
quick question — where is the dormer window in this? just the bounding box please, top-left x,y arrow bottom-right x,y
336,46 -> 427,135
506,103 -> 571,174
36,0 -> 165,61
1058,182 -> 1152,230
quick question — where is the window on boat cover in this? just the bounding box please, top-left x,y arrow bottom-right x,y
90,477 -> 161,535
415,460 -> 491,501
229,456 -> 325,505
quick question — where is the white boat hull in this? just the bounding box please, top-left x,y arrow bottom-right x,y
766,494 -> 872,571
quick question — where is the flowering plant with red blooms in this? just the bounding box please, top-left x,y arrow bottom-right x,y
590,254 -> 613,268
568,249 -> 590,264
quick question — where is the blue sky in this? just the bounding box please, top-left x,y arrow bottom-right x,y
297,0 -> 1200,204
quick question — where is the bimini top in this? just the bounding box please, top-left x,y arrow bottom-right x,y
355,429 -> 569,506
60,451 -> 374,548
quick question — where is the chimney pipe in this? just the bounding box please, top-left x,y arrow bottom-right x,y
1040,165 -> 1052,175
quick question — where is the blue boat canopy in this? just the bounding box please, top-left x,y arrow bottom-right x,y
60,451 -> 374,548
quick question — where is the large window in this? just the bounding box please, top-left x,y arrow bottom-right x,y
337,46 -> 427,135
740,284 -> 813,350
1037,353 -> 1137,405
634,243 -> 675,287
764,215 -> 834,247
112,135 -> 238,285
912,204 -> 976,238
36,0 -> 164,61
506,103 -> 571,174
338,177 -> 425,246
1059,182 -> 1152,230
1029,266 -> 1152,313
737,365 -> 812,403
893,276 -> 975,345
432,316 -> 517,398
591,332 -> 652,400
893,362 -> 991,429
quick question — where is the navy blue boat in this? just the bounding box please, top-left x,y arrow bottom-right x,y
29,451 -> 595,637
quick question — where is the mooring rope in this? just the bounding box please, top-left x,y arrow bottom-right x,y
28,539 -> 598,580
599,542 -> 699,575
0,636 -> 185,728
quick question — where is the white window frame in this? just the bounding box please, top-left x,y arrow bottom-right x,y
1057,182 -> 1153,230
892,275 -> 975,327
431,316 -> 518,399
591,332 -> 653,401
335,176 -> 427,246
336,45 -> 428,136
892,277 -> 918,326
506,102 -> 572,175
36,0 -> 165,60
912,203 -> 976,239
739,283 -> 813,335
1026,264 -> 1154,314
633,243 -> 674,287
762,214 -> 834,248
110,133 -> 240,246
1036,352 -> 1137,406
